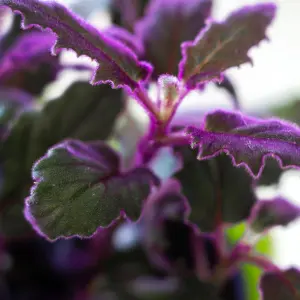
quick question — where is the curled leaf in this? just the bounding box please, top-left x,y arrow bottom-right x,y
25,140 -> 159,240
186,109 -> 300,178
0,0 -> 152,89
250,197 -> 300,233
178,3 -> 276,88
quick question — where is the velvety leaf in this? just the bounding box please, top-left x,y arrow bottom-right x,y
26,81 -> 124,169
0,14 -> 61,95
178,3 -> 276,88
175,147 -> 256,231
186,109 -> 300,178
0,31 -> 56,82
260,268 -> 300,300
0,82 -> 123,237
2,81 -> 123,198
136,0 -> 212,77
1,0 -> 152,90
250,197 -> 300,233
25,139 -> 159,240
104,25 -> 144,56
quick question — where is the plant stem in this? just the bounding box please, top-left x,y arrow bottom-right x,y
133,85 -> 161,122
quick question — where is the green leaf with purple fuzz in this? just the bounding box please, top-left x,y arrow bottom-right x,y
186,109 -> 300,178
0,0 -> 152,90
178,3 -> 276,88
175,148 -> 256,231
136,0 -> 212,77
250,197 -> 300,233
25,140 -> 159,240
260,268 -> 300,300
0,82 -> 124,238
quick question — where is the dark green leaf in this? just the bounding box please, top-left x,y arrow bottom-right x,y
260,268 -> 300,300
0,81 -> 124,237
0,111 -> 37,237
25,139 -> 159,240
178,4 -> 276,87
257,157 -> 283,186
0,111 -> 37,197
26,81 -> 124,171
175,147 -> 256,231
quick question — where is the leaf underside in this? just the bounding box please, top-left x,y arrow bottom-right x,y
0,0 -> 152,89
186,109 -> 300,178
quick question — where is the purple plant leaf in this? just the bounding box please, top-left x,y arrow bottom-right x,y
104,25 -> 144,56
260,268 -> 300,300
0,0 -> 153,90
25,139 -> 159,241
136,0 -> 212,77
178,3 -> 276,88
186,109 -> 300,178
0,31 -> 56,81
250,197 -> 300,233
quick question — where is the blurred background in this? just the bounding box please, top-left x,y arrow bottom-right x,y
0,0 -> 299,299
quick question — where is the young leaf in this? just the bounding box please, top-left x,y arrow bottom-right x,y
0,0 -> 152,90
136,0 -> 212,77
25,140 -> 159,240
175,148 -> 256,231
250,198 -> 300,233
260,268 -> 300,300
178,3 -> 276,88
186,109 -> 300,178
